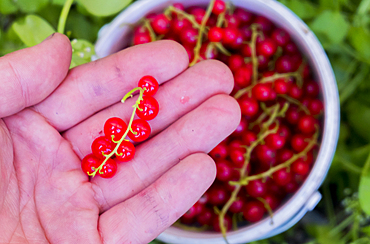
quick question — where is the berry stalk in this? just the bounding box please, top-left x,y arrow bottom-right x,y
87,87 -> 145,177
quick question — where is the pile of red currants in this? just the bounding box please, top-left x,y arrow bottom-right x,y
81,76 -> 159,179
130,0 -> 323,235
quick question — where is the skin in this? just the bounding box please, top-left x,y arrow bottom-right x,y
0,33 -> 240,244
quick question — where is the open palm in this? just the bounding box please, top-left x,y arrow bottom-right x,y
0,34 -> 240,244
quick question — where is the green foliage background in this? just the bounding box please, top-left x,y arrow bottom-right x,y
1,0 -> 370,243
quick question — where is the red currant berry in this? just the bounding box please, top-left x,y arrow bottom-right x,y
212,0 -> 226,15
225,14 -> 241,28
208,185 -> 229,205
234,66 -> 252,87
274,79 -> 291,94
208,26 -> 224,42
151,14 -> 170,35
239,96 -> 259,117
284,41 -> 299,54
116,140 -> 135,162
189,7 -> 205,24
243,200 -> 265,223
242,131 -> 257,146
309,99 -> 324,115
216,160 -> 233,181
197,208 -> 213,225
171,17 -> 191,34
286,106 -> 302,125
99,158 -> 117,178
246,179 -> 267,198
228,54 -> 244,72
104,117 -> 127,141
234,8 -> 254,24
272,168 -> 292,186
91,136 -> 115,159
288,84 -> 303,100
232,117 -> 249,137
241,44 -> 252,57
276,148 -> 294,163
304,80 -> 320,97
240,25 -> 252,41
181,205 -> 198,224
133,33 -> 151,45
271,28 -> 290,47
230,148 -> 245,168
128,119 -> 151,142
172,3 -> 185,11
258,55 -> 269,70
257,38 -> 277,57
298,115 -> 317,134
229,198 -> 245,213
209,141 -> 228,160
292,159 -> 310,176
277,124 -> 291,140
275,55 -> 294,73
81,154 -> 101,176
136,96 -> 159,121
180,27 -> 198,45
291,134 -> 309,152
254,16 -> 274,34
138,75 -> 159,96
265,133 -> 285,150
222,27 -> 239,45
255,145 -> 276,167
285,181 -> 299,193
252,84 -> 271,102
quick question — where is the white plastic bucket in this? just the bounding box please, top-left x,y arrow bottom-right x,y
94,0 -> 340,243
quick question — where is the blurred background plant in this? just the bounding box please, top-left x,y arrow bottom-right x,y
1,0 -> 370,243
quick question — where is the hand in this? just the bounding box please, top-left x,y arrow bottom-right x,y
0,33 -> 240,243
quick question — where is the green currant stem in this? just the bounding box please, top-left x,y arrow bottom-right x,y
250,24 -> 263,85
58,0 -> 74,34
214,42 -> 231,56
216,11 -> 226,27
234,71 -> 300,100
277,94 -> 310,115
232,128 -> 319,185
88,87 -> 145,177
257,197 -> 274,224
166,6 -> 200,28
189,0 -> 216,66
218,103 -> 293,237
218,125 -> 278,237
143,19 -> 157,42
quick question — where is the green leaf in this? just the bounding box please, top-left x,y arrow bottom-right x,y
347,100 -> 370,142
15,0 -> 48,13
70,39 -> 95,68
362,225 -> 370,236
350,237 -> 370,244
0,0 -> 18,14
12,15 -> 55,47
310,10 -> 349,44
52,0 -> 68,5
359,151 -> 370,215
281,0 -> 318,20
348,26 -> 370,61
77,0 -> 133,16
66,10 -> 100,42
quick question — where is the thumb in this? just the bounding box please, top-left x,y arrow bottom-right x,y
0,33 -> 72,118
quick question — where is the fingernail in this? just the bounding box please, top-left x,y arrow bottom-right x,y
42,33 -> 56,43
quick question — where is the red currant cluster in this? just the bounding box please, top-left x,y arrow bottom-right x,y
81,76 -> 159,179
130,0 -> 323,237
